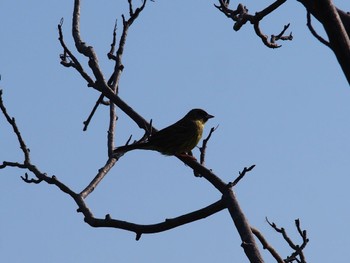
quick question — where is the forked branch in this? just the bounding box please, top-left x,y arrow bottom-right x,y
215,0 -> 292,48
267,218 -> 309,262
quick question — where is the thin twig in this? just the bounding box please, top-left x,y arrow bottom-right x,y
83,94 -> 105,131
199,125 -> 218,165
271,23 -> 293,44
58,19 -> 94,86
306,11 -> 331,48
228,165 -> 256,187
0,90 -> 30,163
266,218 -> 309,263
80,157 -> 117,198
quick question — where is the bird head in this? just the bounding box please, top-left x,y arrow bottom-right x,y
185,108 -> 214,123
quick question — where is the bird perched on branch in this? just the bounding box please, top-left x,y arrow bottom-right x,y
113,108 -> 214,157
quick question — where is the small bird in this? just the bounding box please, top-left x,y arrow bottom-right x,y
113,108 -> 214,156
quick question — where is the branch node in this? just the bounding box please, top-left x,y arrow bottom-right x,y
105,214 -> 112,220
136,232 -> 142,241
21,172 -> 43,184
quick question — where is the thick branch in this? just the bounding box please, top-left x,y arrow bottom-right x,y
1,158 -> 226,241
177,156 -> 264,263
298,0 -> 350,84
84,199 -> 226,240
2,75 -> 264,263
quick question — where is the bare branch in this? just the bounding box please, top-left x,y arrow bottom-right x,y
267,218 -> 309,262
198,125 -> 218,165
80,157 -> 117,199
2,2 -> 280,263
107,20 -> 118,61
215,0 -> 291,48
108,0 -> 147,91
306,11 -> 331,48
61,0 -> 152,133
58,20 -> 95,86
21,173 -> 43,184
271,23 -> 293,44
298,0 -> 350,84
228,165 -> 256,187
1,92 -> 228,237
251,227 -> 284,263
175,155 -> 264,262
0,90 -> 30,163
83,94 -> 105,131
84,199 -> 226,240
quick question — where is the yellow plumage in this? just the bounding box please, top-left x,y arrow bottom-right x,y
113,108 -> 214,156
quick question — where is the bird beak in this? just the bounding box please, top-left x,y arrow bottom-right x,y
206,114 -> 214,120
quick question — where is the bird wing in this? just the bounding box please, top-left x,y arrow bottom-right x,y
148,118 -> 198,155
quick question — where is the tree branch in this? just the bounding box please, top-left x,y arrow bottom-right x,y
176,155 -> 264,262
84,199 -> 226,240
0,93 -> 229,239
228,164 -> 256,188
199,125 -> 218,165
267,218 -> 309,262
251,227 -> 284,263
0,90 -> 30,163
1,2 -> 298,262
215,0 -> 291,48
59,0 -> 152,132
306,11 -> 331,48
298,0 -> 350,84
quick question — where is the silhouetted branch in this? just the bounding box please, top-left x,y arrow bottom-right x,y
306,11 -> 331,48
175,155 -> 264,262
107,20 -> 118,61
60,0 -> 151,132
215,0 -> 292,48
271,23 -> 293,44
299,0 -> 350,81
85,199 -> 226,240
0,90 -> 30,163
199,125 -> 218,165
21,173 -> 43,184
1,2 -> 299,263
83,94 -> 105,131
267,218 -> 309,263
228,165 -> 256,187
1,89 -> 229,236
251,227 -> 284,263
58,19 -> 94,86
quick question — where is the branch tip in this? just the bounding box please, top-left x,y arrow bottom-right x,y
105,214 -> 112,220
228,164 -> 256,187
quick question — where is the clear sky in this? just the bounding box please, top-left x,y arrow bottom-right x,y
1,1 -> 350,262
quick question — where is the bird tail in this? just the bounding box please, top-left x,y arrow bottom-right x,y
112,142 -> 150,157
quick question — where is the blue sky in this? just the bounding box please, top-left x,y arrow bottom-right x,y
1,1 -> 350,262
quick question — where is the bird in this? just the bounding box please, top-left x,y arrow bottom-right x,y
113,108 -> 214,157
